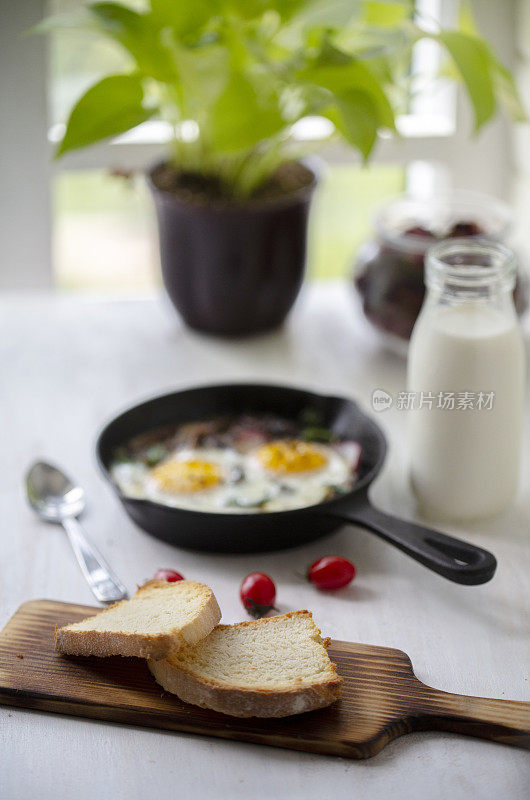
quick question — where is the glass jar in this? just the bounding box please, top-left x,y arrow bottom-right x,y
407,239 -> 525,522
353,190 -> 528,355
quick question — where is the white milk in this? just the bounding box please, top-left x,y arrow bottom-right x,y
408,299 -> 525,521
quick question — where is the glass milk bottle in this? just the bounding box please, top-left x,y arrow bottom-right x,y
407,239 -> 525,521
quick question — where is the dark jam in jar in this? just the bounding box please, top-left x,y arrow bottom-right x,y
353,193 -> 528,345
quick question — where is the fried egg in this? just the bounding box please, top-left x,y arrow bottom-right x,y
246,439 -> 352,511
111,434 -> 358,513
112,447 -> 279,513
149,458 -> 223,495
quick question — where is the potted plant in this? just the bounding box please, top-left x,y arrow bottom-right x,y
40,1 -> 524,336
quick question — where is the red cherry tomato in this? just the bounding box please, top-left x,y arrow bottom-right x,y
153,568 -> 184,582
240,572 -> 276,618
308,556 -> 355,591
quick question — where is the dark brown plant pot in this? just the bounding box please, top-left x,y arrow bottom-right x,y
148,162 -> 317,336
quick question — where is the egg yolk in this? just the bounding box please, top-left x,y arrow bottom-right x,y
150,459 -> 223,494
256,440 -> 328,474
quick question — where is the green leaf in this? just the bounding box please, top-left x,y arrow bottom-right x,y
219,0 -> 274,19
325,89 -> 380,157
298,42 -> 395,130
88,3 -> 175,81
216,0 -> 308,22
56,74 -> 155,157
436,31 -> 496,131
335,24 -> 414,69
209,72 -> 285,152
150,0 -> 214,38
456,0 -> 478,35
90,2 -> 145,37
437,3 -> 525,122
487,54 -> 527,122
272,0 -> 311,21
288,0 -> 359,30
361,0 -> 413,26
171,41 -> 230,118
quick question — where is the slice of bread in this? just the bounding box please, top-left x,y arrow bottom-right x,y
149,610 -> 342,717
55,579 -> 221,660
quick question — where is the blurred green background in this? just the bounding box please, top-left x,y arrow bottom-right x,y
54,166 -> 405,290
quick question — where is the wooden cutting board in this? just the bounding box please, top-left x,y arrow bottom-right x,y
0,600 -> 528,758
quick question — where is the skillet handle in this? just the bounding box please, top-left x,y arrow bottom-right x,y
331,495 -> 497,585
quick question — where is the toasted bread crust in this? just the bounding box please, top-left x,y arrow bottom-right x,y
149,611 -> 342,718
54,580 -> 221,660
149,657 -> 342,717
54,628 -> 177,659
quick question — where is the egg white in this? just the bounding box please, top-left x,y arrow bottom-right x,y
142,448 -> 239,511
111,442 -> 353,513
245,443 -> 352,512
112,447 -> 277,513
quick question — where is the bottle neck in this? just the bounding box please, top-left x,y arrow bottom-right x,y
425,239 -> 516,312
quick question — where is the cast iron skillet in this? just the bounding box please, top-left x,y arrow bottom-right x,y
96,383 -> 497,585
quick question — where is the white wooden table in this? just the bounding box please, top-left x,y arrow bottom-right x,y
1,283 -> 529,800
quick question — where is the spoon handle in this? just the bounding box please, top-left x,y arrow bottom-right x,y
62,517 -> 129,604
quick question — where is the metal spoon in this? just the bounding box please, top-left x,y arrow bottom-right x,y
25,461 -> 129,604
